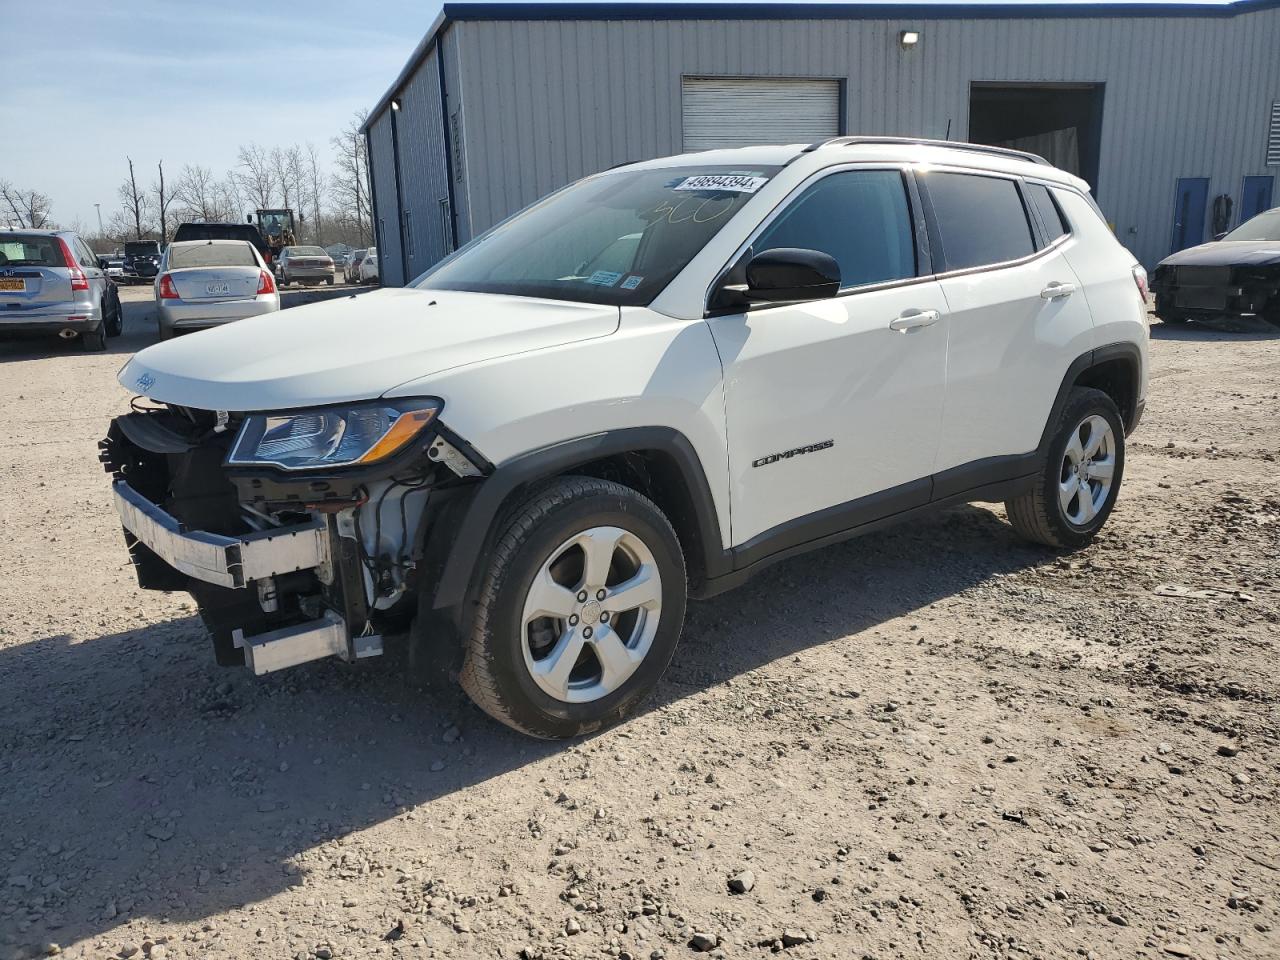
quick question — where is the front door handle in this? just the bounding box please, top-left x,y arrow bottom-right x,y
888,308 -> 940,332
1040,281 -> 1076,300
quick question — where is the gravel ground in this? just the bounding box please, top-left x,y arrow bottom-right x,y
0,289 -> 1277,960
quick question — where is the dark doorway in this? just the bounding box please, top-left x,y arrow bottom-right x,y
968,82 -> 1105,188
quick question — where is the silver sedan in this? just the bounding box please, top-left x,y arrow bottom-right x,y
154,239 -> 280,340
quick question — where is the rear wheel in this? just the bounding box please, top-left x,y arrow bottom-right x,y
1005,387 -> 1125,549
460,477 -> 687,739
81,323 -> 107,351
104,292 -> 123,337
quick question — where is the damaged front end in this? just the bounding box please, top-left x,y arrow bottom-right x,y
1152,262 -> 1280,324
99,399 -> 488,674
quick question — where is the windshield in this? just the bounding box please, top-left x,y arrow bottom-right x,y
1224,209 -> 1280,242
169,242 -> 258,269
126,242 -> 159,256
415,165 -> 782,305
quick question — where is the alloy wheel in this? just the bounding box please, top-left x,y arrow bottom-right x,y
1059,414 -> 1116,526
520,525 -> 663,704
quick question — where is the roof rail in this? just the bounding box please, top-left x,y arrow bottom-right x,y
801,136 -> 1051,166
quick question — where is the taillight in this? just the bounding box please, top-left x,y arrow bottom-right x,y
159,274 -> 179,299
257,269 -> 276,295
1132,264 -> 1149,303
56,238 -> 89,292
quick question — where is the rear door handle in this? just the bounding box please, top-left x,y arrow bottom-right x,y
1040,281 -> 1076,300
888,308 -> 940,332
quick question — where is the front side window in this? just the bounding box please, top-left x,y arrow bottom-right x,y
923,171 -> 1035,270
415,165 -> 783,306
752,170 -> 917,289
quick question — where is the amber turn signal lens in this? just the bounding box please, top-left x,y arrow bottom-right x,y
354,408 -> 438,464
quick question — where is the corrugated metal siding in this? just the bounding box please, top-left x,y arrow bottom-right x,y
436,10 -> 1280,268
367,108 -> 404,286
681,77 -> 841,149
397,45 -> 453,281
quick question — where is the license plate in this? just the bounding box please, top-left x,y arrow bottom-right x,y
0,278 -> 26,292
206,282 -> 231,296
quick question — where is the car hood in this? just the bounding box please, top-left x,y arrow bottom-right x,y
119,288 -> 620,411
1157,240 -> 1280,268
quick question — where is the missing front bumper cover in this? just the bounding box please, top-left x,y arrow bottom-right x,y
112,480 -> 332,589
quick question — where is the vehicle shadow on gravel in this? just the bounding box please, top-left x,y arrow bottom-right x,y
1150,319 -> 1280,341
0,503 -> 1045,953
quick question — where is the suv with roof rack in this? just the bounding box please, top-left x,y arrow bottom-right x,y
101,138 -> 1149,738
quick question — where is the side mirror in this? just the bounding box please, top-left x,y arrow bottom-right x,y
742,248 -> 841,303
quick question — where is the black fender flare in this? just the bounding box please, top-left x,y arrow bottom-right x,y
1039,341 -> 1144,449
430,426 -> 726,610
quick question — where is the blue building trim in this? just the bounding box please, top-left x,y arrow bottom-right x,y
444,0 -> 1279,21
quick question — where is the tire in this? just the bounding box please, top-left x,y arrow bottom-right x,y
325,276 -> 334,285
157,320 -> 172,341
81,323 -> 107,351
105,292 -> 123,337
1005,387 -> 1125,549
460,476 -> 687,739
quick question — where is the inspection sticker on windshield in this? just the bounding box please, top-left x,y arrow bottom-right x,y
673,174 -> 768,194
620,275 -> 643,290
587,270 -> 624,286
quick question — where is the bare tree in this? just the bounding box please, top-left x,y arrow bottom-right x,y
151,160 -> 172,242
305,142 -> 326,246
118,157 -> 149,240
330,111 -> 371,246
236,144 -> 276,210
219,171 -> 247,223
0,180 -> 54,229
173,164 -> 221,221
270,145 -> 306,223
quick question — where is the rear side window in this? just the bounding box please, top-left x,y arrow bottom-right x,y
169,242 -> 258,269
753,170 -> 917,289
923,172 -> 1035,270
0,236 -> 66,267
1024,183 -> 1070,245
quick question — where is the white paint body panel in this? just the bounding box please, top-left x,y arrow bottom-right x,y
119,288 -> 619,412
933,243 -> 1095,471
707,282 -> 950,544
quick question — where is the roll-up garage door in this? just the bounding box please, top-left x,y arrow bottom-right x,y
682,77 -> 841,151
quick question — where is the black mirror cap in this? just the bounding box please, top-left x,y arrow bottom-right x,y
745,247 -> 841,303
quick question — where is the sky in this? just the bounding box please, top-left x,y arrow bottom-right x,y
2,0 -> 1239,233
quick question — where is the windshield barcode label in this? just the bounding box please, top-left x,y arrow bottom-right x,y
673,175 -> 769,194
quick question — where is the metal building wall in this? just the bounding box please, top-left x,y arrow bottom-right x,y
442,9 -> 1280,268
396,45 -> 453,281
366,108 -> 404,286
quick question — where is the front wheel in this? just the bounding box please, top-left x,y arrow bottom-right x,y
460,477 -> 687,739
1005,387 -> 1125,549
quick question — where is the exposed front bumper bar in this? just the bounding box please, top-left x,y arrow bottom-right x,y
112,480 -> 331,589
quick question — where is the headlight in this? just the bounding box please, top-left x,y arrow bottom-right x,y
227,399 -> 441,471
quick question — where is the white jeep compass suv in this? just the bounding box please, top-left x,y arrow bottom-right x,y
102,137 -> 1149,738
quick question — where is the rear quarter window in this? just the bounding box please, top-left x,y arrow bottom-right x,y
1024,182 -> 1071,245
923,171 -> 1036,270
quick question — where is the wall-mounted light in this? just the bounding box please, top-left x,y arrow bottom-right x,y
899,29 -> 921,49
391,98 -> 402,111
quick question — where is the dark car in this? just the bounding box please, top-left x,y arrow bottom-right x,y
1151,207 -> 1280,327
122,240 -> 162,284
171,222 -> 272,265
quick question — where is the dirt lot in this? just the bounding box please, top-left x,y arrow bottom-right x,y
1,289 -> 1277,960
